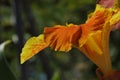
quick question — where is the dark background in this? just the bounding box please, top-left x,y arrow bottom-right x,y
0,0 -> 120,80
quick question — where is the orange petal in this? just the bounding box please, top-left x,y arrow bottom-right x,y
20,34 -> 48,64
79,5 -> 105,51
79,7 -> 107,47
44,24 -> 81,52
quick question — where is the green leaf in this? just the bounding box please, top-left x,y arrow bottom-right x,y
51,70 -> 60,80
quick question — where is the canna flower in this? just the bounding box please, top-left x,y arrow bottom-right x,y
20,0 -> 120,79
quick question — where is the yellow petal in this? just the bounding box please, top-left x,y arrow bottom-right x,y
101,22 -> 113,75
20,34 -> 48,64
79,31 -> 106,74
79,6 -> 113,75
94,4 -> 105,13
110,10 -> 120,26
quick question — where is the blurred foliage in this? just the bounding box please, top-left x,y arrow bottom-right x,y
0,0 -> 120,80
31,0 -> 96,32
0,40 -> 16,80
0,56 -> 16,80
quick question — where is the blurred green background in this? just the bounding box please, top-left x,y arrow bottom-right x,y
0,0 -> 120,80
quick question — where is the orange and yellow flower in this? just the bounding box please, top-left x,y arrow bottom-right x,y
20,1 -> 120,80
